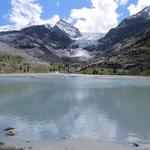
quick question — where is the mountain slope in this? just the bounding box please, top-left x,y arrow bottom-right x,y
87,6 -> 150,52
79,27 -> 150,75
0,20 -> 80,64
106,27 -> 150,70
79,6 -> 150,76
0,24 -> 73,49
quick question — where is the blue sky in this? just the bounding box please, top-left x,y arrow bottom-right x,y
0,0 -> 150,32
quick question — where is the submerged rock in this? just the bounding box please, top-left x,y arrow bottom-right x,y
4,127 -> 15,131
4,127 -> 16,136
133,142 -> 139,147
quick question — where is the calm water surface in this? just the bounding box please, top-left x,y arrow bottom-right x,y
0,75 -> 150,146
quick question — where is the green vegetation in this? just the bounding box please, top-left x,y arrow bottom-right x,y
49,64 -> 72,73
0,54 -> 149,76
0,54 -> 74,74
79,65 -> 150,76
0,55 -> 24,73
31,66 -> 49,73
32,64 -> 73,73
79,66 -> 120,75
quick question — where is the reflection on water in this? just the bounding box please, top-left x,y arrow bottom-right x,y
0,75 -> 150,146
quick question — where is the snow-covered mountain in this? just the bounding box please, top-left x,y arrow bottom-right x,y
129,6 -> 150,19
54,19 -> 81,39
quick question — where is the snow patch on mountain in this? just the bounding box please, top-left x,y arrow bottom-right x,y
73,32 -> 104,48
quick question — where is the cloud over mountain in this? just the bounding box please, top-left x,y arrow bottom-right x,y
128,0 -> 150,15
9,0 -> 60,28
68,0 -> 119,33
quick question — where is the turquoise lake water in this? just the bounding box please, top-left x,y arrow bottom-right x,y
0,75 -> 150,146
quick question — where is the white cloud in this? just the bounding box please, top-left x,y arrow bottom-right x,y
8,0 -> 60,29
68,0 -> 119,33
10,0 -> 42,27
128,0 -> 150,15
47,15 -> 60,26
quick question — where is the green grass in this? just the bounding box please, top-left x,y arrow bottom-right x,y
79,65 -> 119,75
0,55 -> 23,73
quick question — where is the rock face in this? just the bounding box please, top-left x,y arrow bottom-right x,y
87,6 -> 150,52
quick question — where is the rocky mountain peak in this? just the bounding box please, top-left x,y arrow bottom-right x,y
118,6 -> 150,28
132,6 -> 150,18
55,19 -> 81,39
